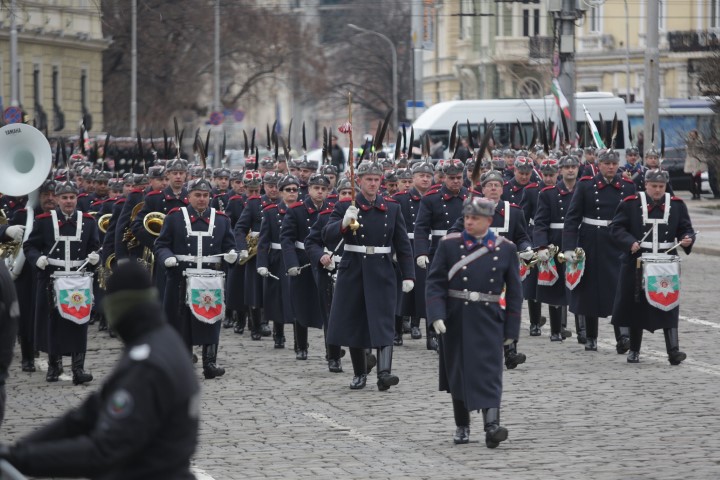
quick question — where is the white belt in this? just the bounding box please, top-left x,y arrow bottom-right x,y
550,223 -> 564,229
332,255 -> 342,263
248,231 -> 260,238
294,241 -> 305,250
176,255 -> 221,264
582,217 -> 611,227
640,242 -> 674,249
431,229 -> 448,236
448,289 -> 501,303
344,245 -> 392,255
407,232 -> 415,239
270,243 -> 282,250
47,259 -> 84,267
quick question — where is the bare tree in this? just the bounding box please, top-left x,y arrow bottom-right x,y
695,52 -> 720,193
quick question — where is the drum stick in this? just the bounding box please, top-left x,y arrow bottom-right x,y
266,272 -> 279,280
638,228 -> 653,244
665,231 -> 699,254
77,248 -> 102,272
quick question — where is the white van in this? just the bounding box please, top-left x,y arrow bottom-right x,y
412,92 -> 629,161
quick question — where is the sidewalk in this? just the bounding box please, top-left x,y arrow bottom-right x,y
676,190 -> 720,256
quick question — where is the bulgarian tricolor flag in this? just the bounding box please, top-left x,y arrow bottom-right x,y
551,78 -> 571,120
582,104 -> 606,149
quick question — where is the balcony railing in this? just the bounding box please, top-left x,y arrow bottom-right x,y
668,29 -> 720,52
529,36 -> 554,59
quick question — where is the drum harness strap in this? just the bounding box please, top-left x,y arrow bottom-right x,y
49,210 -> 84,271
639,193 -> 672,253
490,201 -> 510,235
179,207 -> 219,269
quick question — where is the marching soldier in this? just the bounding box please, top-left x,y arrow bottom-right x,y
256,175 -> 299,349
155,177 -> 237,379
221,170 -> 247,330
610,169 -> 694,364
113,173 -> 151,264
581,146 -> 598,177
502,156 -> 534,205
619,146 -> 645,191
280,173 -> 332,360
534,155 -> 584,342
324,160 -> 415,391
84,171 -> 112,213
563,149 -> 636,352
23,181 -> 100,385
211,166 -> 232,211
426,197 -> 522,448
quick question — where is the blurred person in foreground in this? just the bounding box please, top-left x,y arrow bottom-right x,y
0,262 -> 200,479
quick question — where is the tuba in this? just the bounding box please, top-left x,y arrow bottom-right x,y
0,124 -> 53,280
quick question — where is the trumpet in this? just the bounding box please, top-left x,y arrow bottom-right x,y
556,247 -> 585,264
98,213 -> 112,234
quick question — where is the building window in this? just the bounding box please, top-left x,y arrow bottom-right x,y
522,7 -> 541,37
518,77 -> 542,99
659,0 -> 666,31
589,5 -> 602,34
712,0 -> 720,29
52,66 -> 65,131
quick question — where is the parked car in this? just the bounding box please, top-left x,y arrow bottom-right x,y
661,147 -> 709,192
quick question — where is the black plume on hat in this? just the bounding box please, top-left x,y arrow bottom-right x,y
106,262 -> 153,295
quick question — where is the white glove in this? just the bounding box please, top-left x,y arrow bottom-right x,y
164,257 -> 178,268
6,225 -> 25,242
239,250 -> 249,261
342,205 -> 359,228
563,250 -> 577,263
432,319 -> 447,334
537,248 -> 551,262
87,252 -> 100,265
519,247 -> 535,261
223,250 -> 238,264
287,266 -> 301,277
324,257 -> 336,272
36,255 -> 48,270
402,279 -> 414,293
416,255 -> 429,269
257,267 -> 269,277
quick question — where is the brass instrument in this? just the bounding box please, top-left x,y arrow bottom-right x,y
0,209 -> 20,260
98,213 -> 112,233
98,253 -> 116,290
123,202 -> 145,248
143,212 -> 165,236
556,247 -> 585,264
238,234 -> 258,265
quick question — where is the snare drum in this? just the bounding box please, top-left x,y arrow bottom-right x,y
184,269 -> 226,324
640,253 -> 681,311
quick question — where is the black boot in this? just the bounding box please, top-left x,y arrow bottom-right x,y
410,317 -> 422,339
45,354 -> 62,382
233,308 -> 247,334
202,344 -> 226,379
366,348 -> 377,374
664,328 -> 687,365
249,308 -> 262,340
222,309 -> 236,329
294,324 -> 308,360
575,314 -> 587,344
260,316 -> 272,337
376,345 -> 399,391
627,327 -> 643,363
402,316 -> 412,334
504,341 -> 526,370
549,305 -> 563,342
483,408 -> 509,449
273,323 -> 286,349
20,336 -> 35,372
560,306 -> 572,339
452,398 -> 470,444
326,342 -> 343,373
426,328 -> 439,352
349,347 -> 367,389
71,353 -> 93,385
528,299 -> 542,336
585,317 -> 598,351
393,315 -> 404,346
614,326 -> 631,354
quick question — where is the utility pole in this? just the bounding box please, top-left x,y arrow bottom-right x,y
644,0 -> 660,153
130,0 -> 137,136
214,0 -> 221,166
550,0 -> 581,142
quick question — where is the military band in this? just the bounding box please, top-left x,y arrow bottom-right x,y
0,120 -> 700,452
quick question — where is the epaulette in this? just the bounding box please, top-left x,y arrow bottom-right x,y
384,196 -> 398,203
247,195 -> 261,201
146,190 -> 163,197
503,181 -> 510,186
131,187 -> 144,193
424,189 -> 440,197
78,192 -> 88,198
509,203 -> 521,209
525,183 -> 539,189
622,177 -> 635,184
338,198 -> 352,203
167,207 -> 182,215
36,212 -> 52,219
262,204 -> 278,212
289,201 -> 304,208
320,208 -> 333,215
327,193 -> 338,199
90,200 -> 104,207
540,185 -> 556,193
229,194 -> 243,201
623,195 -> 638,202
82,212 -> 95,219
579,176 -> 594,181
15,208 -> 26,213
442,232 -> 462,240
671,196 -> 684,202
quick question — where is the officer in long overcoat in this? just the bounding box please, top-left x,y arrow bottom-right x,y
324,160 -> 415,391
609,169 -> 694,365
562,149 -> 636,352
426,197 -> 522,448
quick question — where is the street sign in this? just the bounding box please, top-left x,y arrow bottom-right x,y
234,109 -> 245,122
3,106 -> 22,125
209,111 -> 223,126
406,100 -> 426,108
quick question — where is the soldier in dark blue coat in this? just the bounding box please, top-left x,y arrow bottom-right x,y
563,149 -> 636,352
324,160 -> 415,391
154,177 -> 237,379
502,155 -> 534,205
235,171 -> 279,339
210,166 -> 232,211
534,155 -> 583,342
393,161 -> 435,344
222,171 -> 247,331
281,173 -> 331,360
256,175 -> 298,349
618,146 -> 646,191
23,181 -> 100,385
609,169 -> 695,365
426,197 -> 522,448
113,173 -> 151,263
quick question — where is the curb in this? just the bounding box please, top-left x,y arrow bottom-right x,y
691,245 -> 720,257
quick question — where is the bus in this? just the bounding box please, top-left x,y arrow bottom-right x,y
626,99 -> 719,149
411,92 -> 630,160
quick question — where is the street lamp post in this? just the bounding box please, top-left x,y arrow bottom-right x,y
347,24 -> 398,133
